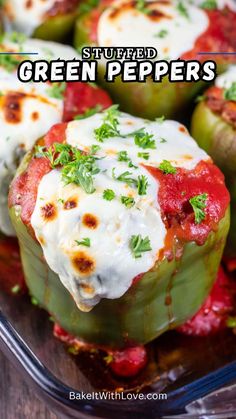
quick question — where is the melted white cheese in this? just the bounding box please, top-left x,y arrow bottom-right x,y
0,38 -> 79,236
98,0 -> 209,60
3,0 -> 56,36
31,112 -> 208,311
215,65 -> 236,89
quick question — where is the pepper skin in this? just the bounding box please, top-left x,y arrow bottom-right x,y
8,147 -> 230,348
74,1 -> 236,120
191,90 -> 236,257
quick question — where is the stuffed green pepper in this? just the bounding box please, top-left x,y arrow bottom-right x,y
2,0 -> 79,41
191,65 -> 236,258
74,0 -> 236,120
9,107 -> 230,348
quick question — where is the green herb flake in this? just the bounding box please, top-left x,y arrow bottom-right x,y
0,54 -> 22,72
189,193 -> 208,224
74,104 -> 102,120
159,160 -> 177,174
224,82 -> 236,102
133,128 -> 156,149
35,143 -> 100,194
226,317 -> 236,328
137,175 -> 148,195
47,82 -> 66,100
155,29 -> 168,38
195,95 -> 206,103
121,195 -> 135,208
177,1 -> 190,19
130,234 -> 152,258
155,115 -> 165,123
200,0 -> 217,10
75,238 -> 91,247
94,105 -> 120,142
68,346 -> 79,355
79,0 -> 99,14
136,0 -> 151,14
104,354 -> 113,364
11,284 -> 21,294
31,297 -> 39,306
103,189 -> 116,201
117,150 -> 129,162
160,138 -> 167,143
138,152 -> 150,160
112,169 -> 137,187
90,144 -> 101,154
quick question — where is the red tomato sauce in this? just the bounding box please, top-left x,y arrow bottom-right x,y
178,266 -> 234,336
204,86 -> 236,128
0,235 -> 27,295
87,3 -> 236,63
62,82 -> 112,122
146,161 -> 230,248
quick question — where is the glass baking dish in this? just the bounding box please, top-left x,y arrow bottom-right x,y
1,290 -> 236,418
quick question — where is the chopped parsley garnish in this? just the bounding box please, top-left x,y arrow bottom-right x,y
136,0 -> 151,14
133,128 -> 156,149
90,144 -> 101,154
117,150 -> 129,162
0,53 -> 22,72
195,95 -> 206,103
160,138 -> 167,143
137,175 -> 148,195
189,193 -> 208,224
155,29 -> 168,38
177,1 -> 189,19
47,82 -> 66,100
7,31 -> 26,45
200,0 -> 217,10
117,150 -> 137,168
121,196 -> 135,208
112,169 -> 137,187
35,143 -> 100,194
155,115 -> 165,123
79,0 -> 99,13
103,189 -> 115,201
75,238 -> 91,247
138,152 -> 149,160
130,235 -> 152,258
224,82 -> 236,102
94,105 -> 120,142
74,105 -> 102,120
11,284 -> 21,294
159,160 -> 177,174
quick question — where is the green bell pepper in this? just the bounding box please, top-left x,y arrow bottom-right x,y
191,101 -> 236,257
9,153 -> 230,348
33,12 -> 78,42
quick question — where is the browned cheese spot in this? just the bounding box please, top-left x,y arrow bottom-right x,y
3,92 -> 25,124
31,111 -> 39,121
25,0 -> 33,9
40,202 -> 57,221
63,197 -> 78,210
82,213 -> 99,229
72,251 -> 95,275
